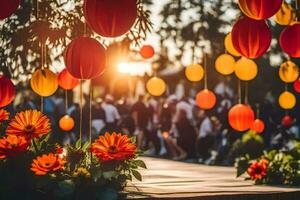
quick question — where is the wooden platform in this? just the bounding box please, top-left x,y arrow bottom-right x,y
125,157 -> 300,199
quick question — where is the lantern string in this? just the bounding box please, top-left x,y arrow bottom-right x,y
41,43 -> 44,70
238,79 -> 242,104
65,90 -> 68,114
245,82 -> 249,105
285,83 -> 288,91
192,45 -> 196,64
296,0 -> 299,21
256,103 -> 260,119
41,96 -> 44,113
36,0 -> 39,19
204,53 -> 208,89
89,82 -> 93,164
79,80 -> 83,148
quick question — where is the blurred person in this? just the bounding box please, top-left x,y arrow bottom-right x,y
92,98 -> 106,135
102,94 -> 120,132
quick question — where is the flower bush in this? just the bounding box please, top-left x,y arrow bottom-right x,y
236,141 -> 300,186
0,109 -> 146,199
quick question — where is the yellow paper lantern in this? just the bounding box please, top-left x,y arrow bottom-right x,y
224,33 -> 241,57
30,68 -> 58,97
146,77 -> 166,96
275,2 -> 296,26
185,64 -> 204,82
279,60 -> 299,83
215,54 -> 236,75
235,57 -> 258,81
279,91 -> 296,110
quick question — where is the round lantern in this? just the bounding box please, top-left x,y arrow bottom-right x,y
228,104 -> 255,132
30,69 -> 58,97
185,64 -> 204,82
59,115 -> 75,131
280,23 -> 300,58
196,89 -> 217,110
215,54 -> 236,75
140,45 -> 155,59
224,33 -> 241,57
58,69 -> 79,90
238,0 -> 282,20
235,57 -> 258,81
279,91 -> 296,110
232,17 -> 272,59
281,115 -> 294,128
279,61 -> 299,83
84,0 -> 137,37
0,0 -> 20,20
0,76 -> 16,108
250,119 -> 265,134
146,77 -> 166,97
275,2 -> 296,26
293,78 -> 300,93
64,36 -> 106,80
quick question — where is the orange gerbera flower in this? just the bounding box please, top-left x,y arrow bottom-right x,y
91,132 -> 137,162
0,135 -> 29,159
247,159 -> 269,180
6,110 -> 51,139
0,109 -> 10,123
31,153 -> 66,176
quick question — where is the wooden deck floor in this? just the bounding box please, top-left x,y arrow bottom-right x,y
125,157 -> 300,199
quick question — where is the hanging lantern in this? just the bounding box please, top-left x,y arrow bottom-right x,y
238,0 -> 282,20
224,33 -> 241,57
279,61 -> 299,83
281,115 -> 294,128
30,69 -> 58,97
293,78 -> 300,93
280,23 -> 300,58
235,57 -> 258,81
140,45 -> 155,59
275,2 -> 296,26
64,36 -> 106,80
215,54 -> 236,75
250,119 -> 265,134
185,64 -> 204,82
146,77 -> 166,97
0,0 -> 20,20
58,69 -> 79,90
59,115 -> 75,131
84,0 -> 137,37
0,76 -> 16,108
196,89 -> 217,110
228,104 -> 255,132
279,91 -> 296,110
232,17 -> 272,59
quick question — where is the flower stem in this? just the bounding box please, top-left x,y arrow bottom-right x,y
32,138 -> 39,153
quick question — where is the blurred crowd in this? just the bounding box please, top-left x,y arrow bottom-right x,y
6,81 -> 300,165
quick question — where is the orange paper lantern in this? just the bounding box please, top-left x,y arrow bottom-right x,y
250,119 -> 265,134
279,61 -> 299,83
235,57 -> 258,81
30,69 -> 58,97
196,89 -> 217,110
64,36 -> 106,80
238,0 -> 282,20
293,78 -> 300,93
215,54 -> 236,75
59,115 -> 75,131
0,0 -> 20,20
279,91 -> 296,110
185,64 -> 204,82
275,2 -> 296,26
146,77 -> 166,97
280,23 -> 300,58
232,17 -> 271,59
0,76 -> 16,108
228,104 -> 255,132
140,45 -> 155,59
84,0 -> 137,37
58,69 -> 79,90
224,33 -> 241,57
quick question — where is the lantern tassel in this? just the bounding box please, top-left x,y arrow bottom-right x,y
65,90 -> 68,114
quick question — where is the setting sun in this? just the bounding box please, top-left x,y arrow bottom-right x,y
117,62 -> 152,76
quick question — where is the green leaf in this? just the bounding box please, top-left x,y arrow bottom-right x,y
82,141 -> 90,151
131,136 -> 137,144
75,139 -> 81,149
103,171 -> 118,180
133,160 -> 147,169
131,169 -> 142,181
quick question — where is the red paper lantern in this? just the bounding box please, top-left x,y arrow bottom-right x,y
58,69 -> 79,90
0,0 -> 20,20
228,104 -> 255,132
84,0 -> 137,37
196,89 -> 217,110
232,17 -> 271,59
280,23 -> 300,58
281,115 -> 294,128
140,45 -> 155,59
64,36 -> 106,80
0,76 -> 16,108
250,119 -> 265,134
238,0 -> 282,20
59,115 -> 75,131
293,78 -> 300,93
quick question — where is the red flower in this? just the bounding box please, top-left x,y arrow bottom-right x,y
91,132 -> 137,162
247,159 -> 269,180
31,153 -> 66,176
0,135 -> 29,159
0,109 -> 10,123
